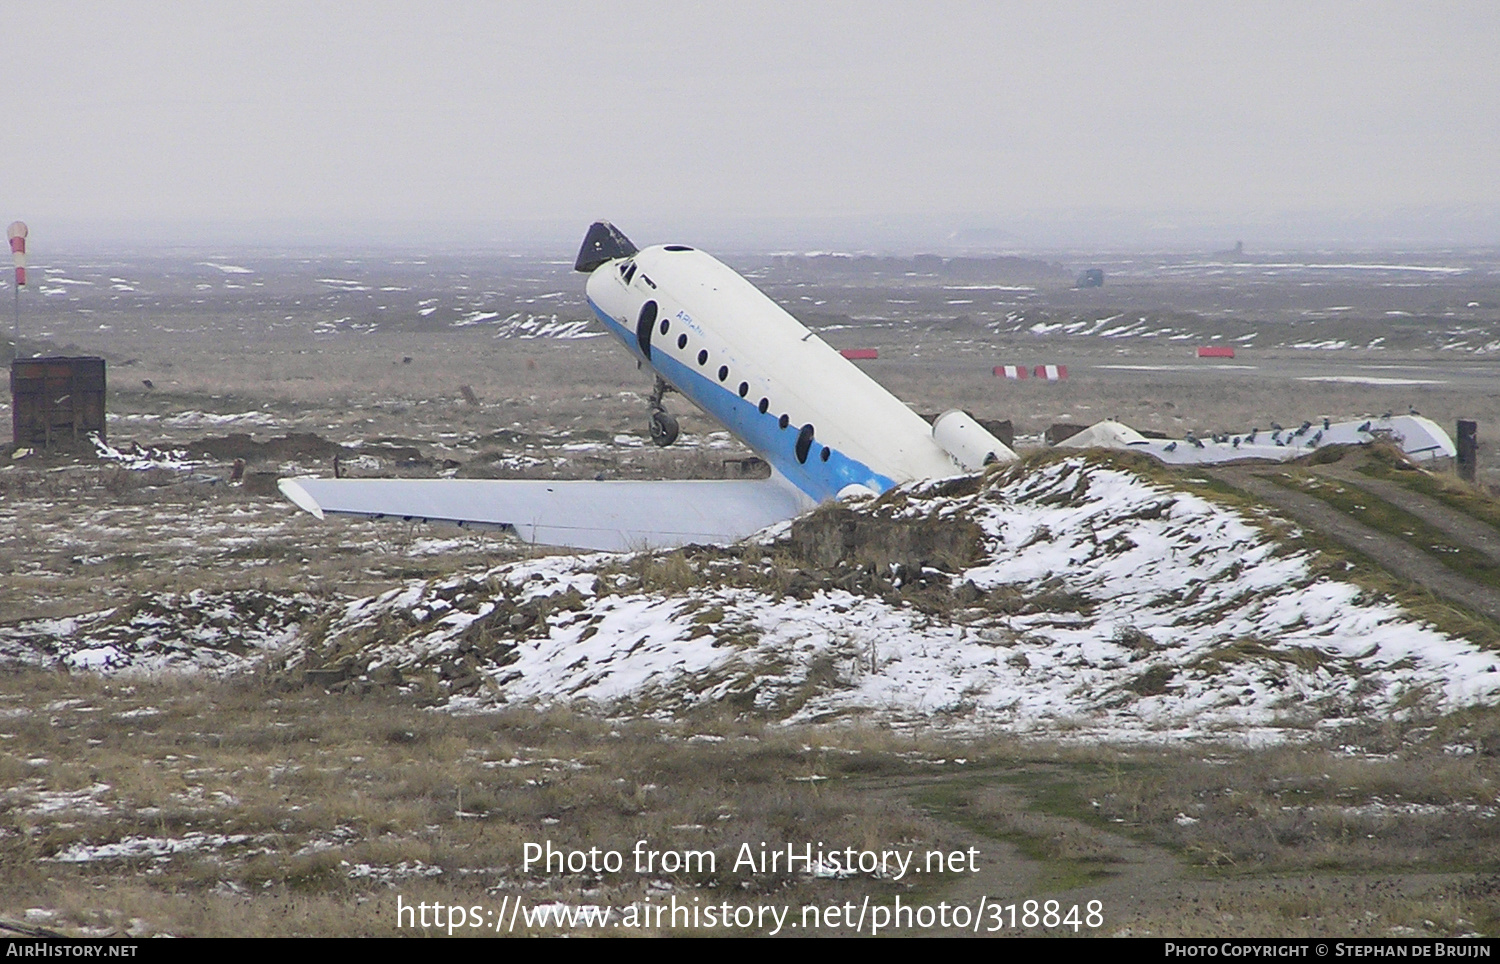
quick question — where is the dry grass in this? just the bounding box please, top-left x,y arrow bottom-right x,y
0,668 -> 988,937
1084,742 -> 1500,875
1358,449 -> 1500,533
3,667 -> 1497,936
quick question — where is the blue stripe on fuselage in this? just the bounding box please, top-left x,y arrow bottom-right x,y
588,298 -> 895,502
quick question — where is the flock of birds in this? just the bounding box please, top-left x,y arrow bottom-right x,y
1161,408 -> 1420,454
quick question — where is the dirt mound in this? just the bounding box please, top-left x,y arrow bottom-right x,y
187,433 -> 426,466
786,504 -> 983,572
190,433 -> 342,463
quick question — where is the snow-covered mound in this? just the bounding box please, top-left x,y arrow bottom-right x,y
0,590 -> 321,674
272,454 -> 1500,742
5,454 -> 1497,740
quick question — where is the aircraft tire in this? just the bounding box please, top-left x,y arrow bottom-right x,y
650,411 -> 680,447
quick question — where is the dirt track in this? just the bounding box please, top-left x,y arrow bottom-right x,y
1208,465 -> 1500,623
866,765 -> 1483,937
1317,466 -> 1500,565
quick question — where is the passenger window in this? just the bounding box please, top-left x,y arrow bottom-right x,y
820,446 -> 831,462
778,414 -> 790,429
677,334 -> 688,349
697,350 -> 708,365
758,398 -> 769,414
659,318 -> 669,335
738,382 -> 749,398
717,365 -> 728,382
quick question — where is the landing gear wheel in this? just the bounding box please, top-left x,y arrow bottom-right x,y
649,410 -> 680,447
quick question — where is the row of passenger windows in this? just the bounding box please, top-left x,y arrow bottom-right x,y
636,298 -> 831,466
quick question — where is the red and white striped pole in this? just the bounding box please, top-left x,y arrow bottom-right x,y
7,221 -> 26,352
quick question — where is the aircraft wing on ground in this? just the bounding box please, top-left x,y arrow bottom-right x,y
277,476 -> 814,553
1057,415 -> 1457,465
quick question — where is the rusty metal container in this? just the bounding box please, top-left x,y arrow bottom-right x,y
10,356 -> 106,447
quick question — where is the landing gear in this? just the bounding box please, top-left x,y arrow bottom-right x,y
647,376 -> 679,447
650,410 -> 680,447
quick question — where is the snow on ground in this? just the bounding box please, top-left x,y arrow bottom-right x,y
5,456 -> 1498,742
91,435 -> 202,472
0,590 -> 322,674
1299,376 -> 1448,386
455,311 -> 601,339
49,833 -> 261,863
7,782 -> 115,817
1289,340 -> 1352,350
295,457 -> 1500,742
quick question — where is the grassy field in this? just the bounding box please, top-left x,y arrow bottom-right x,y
1,667 -> 1497,937
4,246 -> 1500,937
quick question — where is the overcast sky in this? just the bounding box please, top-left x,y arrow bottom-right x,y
7,1 -> 1498,250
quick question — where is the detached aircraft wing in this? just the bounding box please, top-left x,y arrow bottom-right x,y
278,476 -> 813,553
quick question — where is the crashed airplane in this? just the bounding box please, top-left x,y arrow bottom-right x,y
281,222 -> 1456,550
280,222 -> 1016,551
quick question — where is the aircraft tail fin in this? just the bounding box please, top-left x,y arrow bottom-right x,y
574,221 -> 639,273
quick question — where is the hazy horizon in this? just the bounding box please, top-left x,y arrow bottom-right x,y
22,209 -> 1500,259
6,2 -> 1497,255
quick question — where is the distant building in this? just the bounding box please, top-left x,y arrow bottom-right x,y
1076,269 -> 1104,288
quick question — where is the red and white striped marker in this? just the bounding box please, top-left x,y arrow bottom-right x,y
1033,364 -> 1067,381
993,365 -> 1029,379
7,221 -> 26,287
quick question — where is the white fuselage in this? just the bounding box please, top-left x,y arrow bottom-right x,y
585,245 -> 965,502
